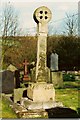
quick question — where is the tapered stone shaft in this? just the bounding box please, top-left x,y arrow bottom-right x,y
33,6 -> 52,82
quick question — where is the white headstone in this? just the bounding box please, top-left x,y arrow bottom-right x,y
50,52 -> 58,71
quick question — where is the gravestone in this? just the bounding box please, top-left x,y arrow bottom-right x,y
1,70 -> 14,94
50,50 -> 58,71
13,60 -> 30,103
15,70 -> 20,88
7,64 -> 19,88
51,72 -> 63,88
7,64 -> 17,72
50,51 -> 63,88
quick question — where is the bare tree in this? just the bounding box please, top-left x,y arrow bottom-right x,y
1,2 -> 20,37
48,24 -> 58,35
63,13 -> 78,36
0,2 -> 21,69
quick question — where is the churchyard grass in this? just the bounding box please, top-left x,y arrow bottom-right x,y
1,97 -> 17,118
56,80 -> 79,112
0,97 -> 2,118
56,88 -> 78,111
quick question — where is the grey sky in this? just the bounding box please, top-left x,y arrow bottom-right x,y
0,0 -> 79,35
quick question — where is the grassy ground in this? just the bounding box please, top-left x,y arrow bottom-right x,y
1,97 -> 17,118
56,80 -> 79,113
1,80 -> 79,118
0,96 -> 2,118
56,88 -> 78,111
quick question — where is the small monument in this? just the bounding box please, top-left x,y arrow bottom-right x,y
1,70 -> 14,94
15,70 -> 20,88
13,6 -> 63,118
50,50 -> 63,88
50,50 -> 58,71
24,6 -> 56,109
23,59 -> 30,81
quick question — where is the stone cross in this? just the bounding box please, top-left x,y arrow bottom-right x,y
26,6 -> 55,104
23,59 -> 30,81
33,6 -> 52,82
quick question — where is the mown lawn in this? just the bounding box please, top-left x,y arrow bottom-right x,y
56,88 -> 78,111
1,80 -> 80,118
56,80 -> 79,112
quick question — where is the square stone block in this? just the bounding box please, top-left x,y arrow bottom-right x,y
27,83 -> 55,102
51,72 -> 63,88
13,88 -> 27,103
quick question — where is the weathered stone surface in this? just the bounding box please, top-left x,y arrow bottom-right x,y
12,103 -> 27,114
33,6 -> 52,82
50,52 -> 58,71
35,28 -> 48,82
18,109 -> 48,118
51,72 -> 63,88
21,98 -> 63,110
31,67 -> 36,82
13,88 -> 27,103
27,83 -> 55,102
31,67 -> 50,83
26,7 -> 55,109
7,64 -> 17,72
1,70 -> 14,94
2,93 -> 48,118
33,6 -> 52,24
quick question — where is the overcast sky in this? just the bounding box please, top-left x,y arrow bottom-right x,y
0,0 -> 79,35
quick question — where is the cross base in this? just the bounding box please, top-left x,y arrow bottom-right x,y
27,83 -> 55,102
23,75 -> 30,81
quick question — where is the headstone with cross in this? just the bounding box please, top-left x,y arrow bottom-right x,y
23,59 -> 30,81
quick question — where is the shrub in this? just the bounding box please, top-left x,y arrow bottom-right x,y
63,73 -> 75,81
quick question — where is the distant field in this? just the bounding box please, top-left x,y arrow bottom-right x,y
1,80 -> 80,118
